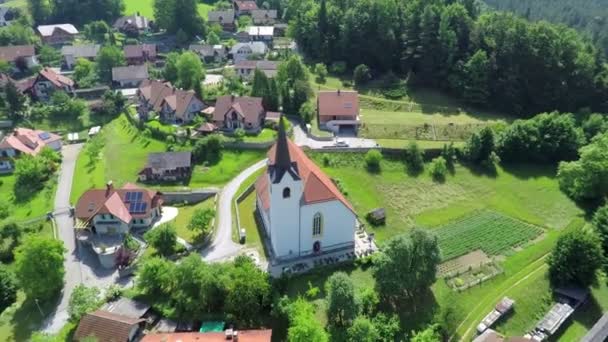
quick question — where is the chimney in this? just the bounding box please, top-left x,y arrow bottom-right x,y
105,180 -> 114,197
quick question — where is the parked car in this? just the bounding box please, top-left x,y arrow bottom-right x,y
334,139 -> 349,147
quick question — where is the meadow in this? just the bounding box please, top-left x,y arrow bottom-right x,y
171,197 -> 216,244
123,0 -> 213,19
0,173 -> 56,223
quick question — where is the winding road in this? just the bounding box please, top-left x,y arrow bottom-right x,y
201,158 -> 267,261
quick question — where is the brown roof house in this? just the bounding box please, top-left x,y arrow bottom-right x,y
0,127 -> 62,173
61,44 -> 100,69
137,79 -> 205,124
74,310 -> 145,342
138,151 -> 192,183
317,90 -> 361,134
207,10 -> 236,32
0,45 -> 38,70
233,0 -> 258,16
189,44 -> 227,63
31,67 -> 75,101
235,60 -> 278,80
124,44 -> 157,65
252,9 -> 278,25
37,24 -> 78,44
213,95 -> 265,132
114,13 -> 151,35
112,65 -> 149,88
75,182 -> 163,268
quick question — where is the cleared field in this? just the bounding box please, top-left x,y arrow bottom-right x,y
436,210 -> 543,261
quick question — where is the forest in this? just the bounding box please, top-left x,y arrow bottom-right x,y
286,0 -> 608,117
483,0 -> 608,57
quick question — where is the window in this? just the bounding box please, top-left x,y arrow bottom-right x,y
283,187 -> 291,198
313,213 -> 323,236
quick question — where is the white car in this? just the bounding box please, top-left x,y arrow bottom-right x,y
334,139 -> 349,147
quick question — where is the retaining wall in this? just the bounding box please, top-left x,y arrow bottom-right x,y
162,189 -> 218,204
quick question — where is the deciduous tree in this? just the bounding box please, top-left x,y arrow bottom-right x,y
325,272 -> 357,327
144,224 -> 177,257
0,265 -> 17,312
548,229 -> 603,287
68,285 -> 101,321
14,235 -> 65,301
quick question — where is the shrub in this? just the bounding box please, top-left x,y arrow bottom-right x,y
429,156 -> 448,181
405,141 -> 424,173
68,284 -> 101,321
314,63 -> 328,83
364,150 -> 382,172
144,224 -> 177,257
330,61 -> 347,75
353,64 -> 371,87
0,265 -> 17,312
0,200 -> 9,219
299,100 -> 315,124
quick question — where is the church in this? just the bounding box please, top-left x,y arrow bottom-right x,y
255,120 -> 357,261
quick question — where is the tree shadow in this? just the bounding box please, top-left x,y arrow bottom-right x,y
550,295 -> 602,341
460,162 -> 498,179
378,288 -> 440,335
10,294 -> 61,342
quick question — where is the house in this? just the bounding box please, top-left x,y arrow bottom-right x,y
142,329 -> 273,342
0,45 -> 37,69
31,67 -> 75,101
137,79 -> 205,124
37,24 -> 78,44
189,44 -> 226,63
213,95 -> 265,131
233,0 -> 258,16
251,9 -> 278,25
61,44 -> 100,69
248,26 -> 274,43
74,310 -> 145,342
124,44 -> 157,65
112,65 -> 149,88
255,119 -> 356,261
75,182 -> 163,268
235,60 -> 278,79
103,297 -> 151,320
207,10 -> 236,32
230,42 -> 268,63
114,13 -> 151,34
0,127 -> 62,173
0,6 -> 17,27
317,90 -> 361,134
138,151 -> 192,182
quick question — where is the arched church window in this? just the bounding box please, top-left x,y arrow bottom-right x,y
283,187 -> 290,198
313,213 -> 323,236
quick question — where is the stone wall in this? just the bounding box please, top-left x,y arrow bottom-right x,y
162,189 -> 218,205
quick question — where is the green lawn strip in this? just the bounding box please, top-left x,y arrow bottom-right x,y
0,173 -> 57,222
243,128 -> 276,143
124,0 -> 212,18
231,168 -> 266,257
186,149 -> 266,189
376,139 -> 465,150
171,198 -> 217,244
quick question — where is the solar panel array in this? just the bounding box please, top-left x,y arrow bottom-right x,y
38,132 -> 51,140
129,202 -> 148,214
125,191 -> 143,202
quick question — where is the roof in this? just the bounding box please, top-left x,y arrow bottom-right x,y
251,9 -> 278,21
318,90 -> 359,118
235,60 -> 278,70
230,42 -> 268,55
143,151 -> 192,170
74,310 -> 143,342
124,44 -> 157,59
189,44 -> 225,57
0,127 -> 61,155
114,14 -> 150,30
60,44 -> 100,59
256,130 -> 355,213
213,95 -> 264,125
38,67 -> 74,88
0,45 -> 35,62
103,298 -> 151,319
208,10 -> 235,24
37,24 -> 78,37
234,0 -> 258,11
265,111 -> 281,121
582,313 -> 608,342
248,26 -> 274,36
112,65 -> 149,81
74,182 -> 163,223
473,330 -> 504,342
138,79 -> 202,120
197,122 -> 217,132
141,330 -> 272,342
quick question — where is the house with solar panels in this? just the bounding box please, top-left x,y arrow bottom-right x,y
0,127 -> 62,173
74,181 -> 163,268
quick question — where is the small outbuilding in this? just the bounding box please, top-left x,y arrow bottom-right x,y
366,208 -> 386,226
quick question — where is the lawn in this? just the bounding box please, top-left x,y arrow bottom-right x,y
243,128 -> 276,143
124,0 -> 214,19
0,173 -> 56,223
171,197 -> 216,244
232,168 -> 266,257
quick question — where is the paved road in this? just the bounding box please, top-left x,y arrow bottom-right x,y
43,144 -> 118,333
201,159 -> 267,262
290,120 -> 378,149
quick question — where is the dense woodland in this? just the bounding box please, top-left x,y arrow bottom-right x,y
483,0 -> 608,57
287,0 -> 608,117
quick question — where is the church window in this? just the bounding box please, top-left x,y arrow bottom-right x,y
313,213 -> 323,236
283,187 -> 290,198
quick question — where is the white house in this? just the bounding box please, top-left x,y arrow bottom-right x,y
255,120 -> 357,261
230,42 -> 267,64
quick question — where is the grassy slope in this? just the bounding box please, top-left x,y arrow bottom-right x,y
124,0 -> 213,19
0,174 -> 56,222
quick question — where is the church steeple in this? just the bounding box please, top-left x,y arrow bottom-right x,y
269,116 -> 300,183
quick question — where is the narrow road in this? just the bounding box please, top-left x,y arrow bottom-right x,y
43,144 -> 117,333
201,159 -> 267,261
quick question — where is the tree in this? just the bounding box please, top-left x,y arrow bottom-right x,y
73,58 -> 97,87
83,21 -> 110,43
325,272 -> 357,327
14,154 -> 49,190
207,31 -> 220,45
372,313 -> 401,341
582,113 -> 607,141
0,265 -> 17,312
193,134 -> 223,163
364,150 -> 382,172
429,156 -> 448,181
405,141 -> 425,173
411,324 -> 442,342
0,221 -> 22,262
353,64 -> 371,87
373,229 -> 440,301
225,256 -> 271,325
558,133 -> 608,201
347,316 -> 379,342
187,208 -> 215,238
38,45 -> 61,66
548,229 -> 603,287
251,68 -> 269,98
154,0 -> 205,38
0,200 -> 9,220
28,0 -> 52,24
136,256 -> 175,298
144,224 -> 177,257
68,285 -> 101,321
298,101 -> 315,124
177,51 -> 204,90
14,235 -> 65,301
163,52 -> 180,83
593,204 -> 608,263
464,127 -> 495,164
441,142 -> 457,168
462,50 -> 491,105
96,45 -> 125,81
4,82 -> 27,118
287,298 -> 329,342
314,63 -> 328,83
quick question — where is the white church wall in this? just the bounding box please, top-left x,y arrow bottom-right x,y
269,172 -> 302,259
299,200 -> 356,256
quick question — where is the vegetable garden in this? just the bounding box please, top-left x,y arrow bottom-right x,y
436,210 -> 543,261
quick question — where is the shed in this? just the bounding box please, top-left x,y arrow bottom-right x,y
366,208 -> 386,225
103,297 -> 151,319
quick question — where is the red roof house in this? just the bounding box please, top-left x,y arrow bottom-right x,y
212,95 -> 265,131
0,127 -> 62,172
31,67 -> 74,101
317,90 -> 360,134
137,79 -> 205,124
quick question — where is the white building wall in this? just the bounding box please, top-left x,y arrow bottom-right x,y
92,214 -> 130,235
268,172 -> 302,259
299,200 -> 356,256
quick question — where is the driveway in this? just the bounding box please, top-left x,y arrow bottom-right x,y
43,144 -> 118,333
201,159 -> 267,261
290,120 -> 378,149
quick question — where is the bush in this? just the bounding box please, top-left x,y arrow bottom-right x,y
0,265 -> 17,312
314,63 -> 328,83
405,141 -> 424,174
144,224 -> 177,257
330,61 -> 347,75
299,101 -> 315,124
364,150 -> 382,172
429,156 -> 448,181
0,200 -> 9,220
193,135 -> 223,163
68,285 -> 101,321
353,64 -> 371,87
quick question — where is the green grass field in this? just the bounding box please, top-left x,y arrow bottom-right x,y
0,173 -> 56,223
124,0 -> 213,19
171,198 -> 216,244
232,168 -> 266,257
436,210 -> 544,261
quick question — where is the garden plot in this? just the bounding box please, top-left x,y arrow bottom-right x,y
436,210 -> 543,261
